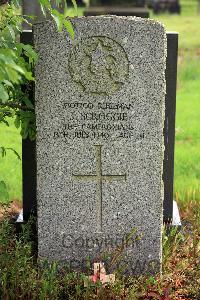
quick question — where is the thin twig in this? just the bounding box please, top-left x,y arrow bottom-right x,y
0,102 -> 34,111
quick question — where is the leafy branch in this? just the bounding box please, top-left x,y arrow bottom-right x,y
0,101 -> 33,111
0,0 -> 76,140
39,0 -> 77,38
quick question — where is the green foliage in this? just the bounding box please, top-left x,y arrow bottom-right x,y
0,202 -> 199,299
0,217 -> 38,299
162,226 -> 184,270
0,3 -> 36,141
0,0 -> 75,141
40,0 -> 76,38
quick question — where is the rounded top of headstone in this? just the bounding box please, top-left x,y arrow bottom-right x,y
33,15 -> 165,30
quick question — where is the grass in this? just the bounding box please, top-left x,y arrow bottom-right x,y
174,57 -> 200,200
0,119 -> 22,203
0,0 -> 200,203
153,0 -> 200,201
153,13 -> 200,51
0,200 -> 199,299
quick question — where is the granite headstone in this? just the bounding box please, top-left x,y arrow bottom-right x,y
34,16 -> 166,275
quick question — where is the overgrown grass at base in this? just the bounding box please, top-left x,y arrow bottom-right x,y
0,200 -> 199,299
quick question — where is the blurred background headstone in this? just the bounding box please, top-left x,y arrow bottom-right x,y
89,0 -> 146,6
147,0 -> 181,14
84,0 -> 149,17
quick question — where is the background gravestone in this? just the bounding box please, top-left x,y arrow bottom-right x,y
34,16 -> 166,275
90,0 -> 146,6
150,0 -> 181,14
84,0 -> 149,17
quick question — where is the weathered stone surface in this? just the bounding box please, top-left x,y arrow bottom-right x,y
34,16 -> 166,275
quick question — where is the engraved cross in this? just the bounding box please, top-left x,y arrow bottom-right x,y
72,145 -> 126,232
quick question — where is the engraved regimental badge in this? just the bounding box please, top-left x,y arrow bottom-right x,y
69,36 -> 129,95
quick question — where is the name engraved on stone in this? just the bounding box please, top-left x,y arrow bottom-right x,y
53,100 -> 145,140
63,102 -> 134,110
69,36 -> 129,95
72,145 -> 126,232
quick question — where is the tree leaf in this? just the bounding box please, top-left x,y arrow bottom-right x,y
39,0 -> 51,9
23,97 -> 34,109
14,115 -> 20,129
9,64 -> 25,75
39,4 -> 47,17
71,0 -> 78,15
63,19 -> 74,39
29,127 -> 36,141
23,70 -> 34,81
5,65 -> 20,83
3,80 -> 14,88
7,25 -> 15,41
1,119 -> 9,127
0,84 -> 9,103
0,49 -> 16,59
21,44 -> 38,62
51,12 -> 63,32
39,0 -> 51,16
